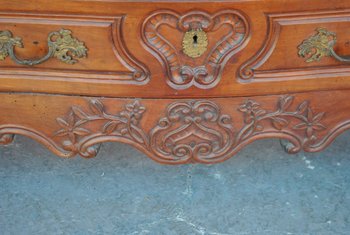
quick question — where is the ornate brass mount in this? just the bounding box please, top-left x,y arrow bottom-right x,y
182,29 -> 208,58
0,29 -> 87,66
298,28 -> 350,63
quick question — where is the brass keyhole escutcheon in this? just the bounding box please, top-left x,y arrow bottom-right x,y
182,29 -> 208,58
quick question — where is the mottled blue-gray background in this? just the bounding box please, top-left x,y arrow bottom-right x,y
1,133 -> 350,235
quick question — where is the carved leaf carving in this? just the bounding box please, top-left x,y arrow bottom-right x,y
271,117 -> 289,130
53,100 -> 148,155
53,95 -> 327,164
297,101 -> 309,114
89,100 -> 104,115
102,121 -> 120,134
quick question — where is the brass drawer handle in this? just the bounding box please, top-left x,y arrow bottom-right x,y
298,28 -> 350,63
0,29 -> 87,66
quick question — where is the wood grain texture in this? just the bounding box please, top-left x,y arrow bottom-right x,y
0,0 -> 349,97
0,90 -> 349,164
0,0 -> 350,164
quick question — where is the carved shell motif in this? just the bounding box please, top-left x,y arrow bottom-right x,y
142,10 -> 250,90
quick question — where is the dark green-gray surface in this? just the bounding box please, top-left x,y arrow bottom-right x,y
1,133 -> 350,235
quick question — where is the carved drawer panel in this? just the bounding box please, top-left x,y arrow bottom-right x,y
0,12 -> 149,84
239,10 -> 350,82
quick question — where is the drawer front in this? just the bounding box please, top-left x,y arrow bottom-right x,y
0,13 -> 149,83
239,10 -> 350,82
0,0 -> 350,98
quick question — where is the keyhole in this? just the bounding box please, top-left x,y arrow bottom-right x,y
193,34 -> 198,44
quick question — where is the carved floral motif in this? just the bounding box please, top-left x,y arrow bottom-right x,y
237,96 -> 326,145
52,95 -> 327,164
54,100 -> 148,158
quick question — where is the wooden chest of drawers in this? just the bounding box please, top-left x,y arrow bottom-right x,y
1,0 -> 350,164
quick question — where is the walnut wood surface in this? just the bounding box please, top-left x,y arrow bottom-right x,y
0,0 -> 349,98
0,0 -> 350,164
0,90 -> 349,164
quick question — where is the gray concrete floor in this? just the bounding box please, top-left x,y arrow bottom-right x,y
1,133 -> 350,235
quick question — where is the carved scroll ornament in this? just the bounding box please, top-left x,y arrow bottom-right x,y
142,10 -> 250,90
48,95 -> 327,164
